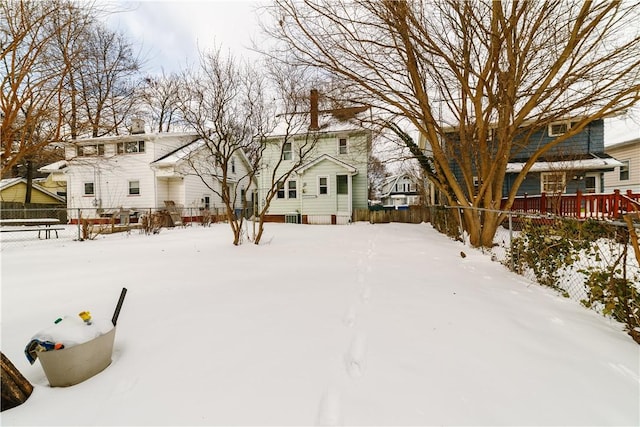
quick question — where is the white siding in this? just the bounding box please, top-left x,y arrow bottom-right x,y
259,129 -> 370,217
604,142 -> 640,193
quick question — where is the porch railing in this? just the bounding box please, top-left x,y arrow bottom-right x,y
502,189 -> 640,219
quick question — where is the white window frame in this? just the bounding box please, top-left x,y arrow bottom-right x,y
337,174 -> 349,195
276,181 -> 286,199
79,144 -> 104,157
338,137 -> 348,155
318,175 -> 329,196
231,158 -> 236,174
128,180 -> 140,196
117,140 -> 145,154
619,160 -> 630,181
287,180 -> 297,199
548,121 -> 570,137
282,141 -> 293,161
541,172 -> 566,194
83,182 -> 95,196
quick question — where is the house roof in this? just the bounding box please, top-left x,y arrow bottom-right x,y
605,137 -> 640,152
295,154 -> 358,175
66,131 -> 199,145
150,139 -> 204,166
267,107 -> 371,139
38,160 -> 68,173
506,154 -> 623,173
380,174 -> 420,197
0,177 -> 66,203
150,137 -> 255,181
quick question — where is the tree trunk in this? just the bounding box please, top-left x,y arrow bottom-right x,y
1,352 -> 33,411
24,160 -> 33,204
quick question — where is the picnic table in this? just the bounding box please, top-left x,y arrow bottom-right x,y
0,218 -> 64,239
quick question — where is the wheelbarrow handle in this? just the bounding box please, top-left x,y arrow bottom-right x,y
112,288 -> 127,326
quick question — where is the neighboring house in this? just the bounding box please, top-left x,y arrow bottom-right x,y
379,174 -> 422,208
37,160 -> 68,199
503,118 -> 622,196
603,138 -> 640,193
257,90 -> 370,224
0,177 -> 66,204
63,122 -> 255,223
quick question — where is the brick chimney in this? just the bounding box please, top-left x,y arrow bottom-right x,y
309,89 -> 319,131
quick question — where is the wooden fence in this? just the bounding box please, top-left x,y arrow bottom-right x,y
354,206 -> 431,224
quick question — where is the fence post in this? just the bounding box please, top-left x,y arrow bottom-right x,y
540,192 -> 547,214
508,212 -> 514,272
614,189 -> 621,219
456,207 -> 465,245
576,190 -> 583,219
77,209 -> 82,241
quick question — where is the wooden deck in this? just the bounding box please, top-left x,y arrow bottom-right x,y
502,189 -> 640,219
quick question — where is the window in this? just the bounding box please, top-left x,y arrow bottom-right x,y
79,144 -> 104,157
318,176 -> 328,195
287,180 -> 297,199
282,141 -> 292,160
231,158 -> 236,174
620,160 -> 630,181
203,195 -> 211,209
337,175 -> 348,195
117,140 -> 145,154
84,182 -> 94,196
276,180 -> 297,199
541,172 -> 566,194
128,180 -> 140,195
338,138 -> 348,155
548,122 -> 569,136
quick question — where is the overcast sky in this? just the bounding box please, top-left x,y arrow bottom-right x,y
106,0 -> 264,76
106,0 -> 639,144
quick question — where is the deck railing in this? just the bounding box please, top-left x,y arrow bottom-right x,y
502,189 -> 640,219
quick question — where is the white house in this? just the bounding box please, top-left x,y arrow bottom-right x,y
380,174 -> 422,208
603,138 -> 640,193
257,90 -> 370,224
63,122 -> 255,223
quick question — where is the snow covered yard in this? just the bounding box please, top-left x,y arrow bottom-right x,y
1,222 -> 638,426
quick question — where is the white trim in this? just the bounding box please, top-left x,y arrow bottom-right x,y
317,175 -> 329,196
337,137 -> 348,155
295,154 -> 357,175
83,181 -> 95,196
540,172 -> 566,194
506,157 -> 623,173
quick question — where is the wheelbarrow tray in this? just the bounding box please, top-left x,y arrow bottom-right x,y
37,327 -> 116,387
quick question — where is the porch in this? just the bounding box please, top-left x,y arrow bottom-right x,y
502,189 -> 640,219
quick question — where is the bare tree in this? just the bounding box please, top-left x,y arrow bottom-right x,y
368,153 -> 389,201
179,49 -> 265,245
141,70 -> 182,132
251,62 -> 325,244
74,24 -> 141,137
264,0 -> 640,247
1,0 -> 78,175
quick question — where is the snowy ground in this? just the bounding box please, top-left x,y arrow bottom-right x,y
1,222 -> 638,426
